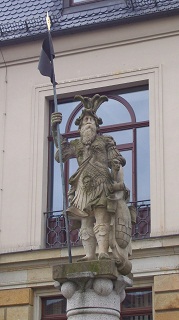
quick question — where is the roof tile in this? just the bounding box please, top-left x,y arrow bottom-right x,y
1,0 -> 179,42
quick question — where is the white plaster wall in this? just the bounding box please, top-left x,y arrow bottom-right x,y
0,15 -> 179,252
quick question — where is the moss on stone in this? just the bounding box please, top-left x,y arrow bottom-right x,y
53,260 -> 120,283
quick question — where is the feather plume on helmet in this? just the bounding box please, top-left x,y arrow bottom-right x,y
74,94 -> 108,128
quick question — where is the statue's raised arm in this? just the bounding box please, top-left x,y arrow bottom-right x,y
51,112 -> 76,162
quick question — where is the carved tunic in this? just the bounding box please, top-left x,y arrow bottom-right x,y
55,134 -> 126,219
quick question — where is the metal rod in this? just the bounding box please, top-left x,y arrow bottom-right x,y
47,28 -> 72,263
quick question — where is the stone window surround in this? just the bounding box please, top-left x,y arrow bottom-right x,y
41,295 -> 67,319
30,66 -> 163,251
33,289 -> 65,320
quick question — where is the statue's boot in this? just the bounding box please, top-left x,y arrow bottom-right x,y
94,224 -> 110,260
77,228 -> 97,261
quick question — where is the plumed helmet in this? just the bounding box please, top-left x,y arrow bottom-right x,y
74,94 -> 108,128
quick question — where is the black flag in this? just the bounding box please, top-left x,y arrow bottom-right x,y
38,33 -> 55,84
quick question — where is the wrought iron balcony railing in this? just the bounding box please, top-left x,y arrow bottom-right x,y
45,200 -> 150,248
131,199 -> 151,239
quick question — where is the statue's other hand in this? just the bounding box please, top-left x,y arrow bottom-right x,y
51,112 -> 62,128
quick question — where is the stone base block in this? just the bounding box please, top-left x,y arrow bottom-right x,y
53,259 -> 132,283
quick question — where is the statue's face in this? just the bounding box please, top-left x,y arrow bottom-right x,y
81,115 -> 96,126
80,114 -> 97,144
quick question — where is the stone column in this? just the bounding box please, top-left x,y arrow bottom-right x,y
53,260 -> 132,320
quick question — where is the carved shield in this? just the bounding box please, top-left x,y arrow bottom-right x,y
114,201 -> 132,249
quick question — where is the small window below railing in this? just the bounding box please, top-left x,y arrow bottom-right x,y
41,296 -> 67,320
121,287 -> 153,319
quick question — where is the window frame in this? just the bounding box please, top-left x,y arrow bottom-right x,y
41,295 -> 67,320
45,85 -> 150,247
63,0 -> 121,12
120,287 -> 153,319
70,0 -> 98,5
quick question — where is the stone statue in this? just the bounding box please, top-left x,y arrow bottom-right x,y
51,94 -> 136,273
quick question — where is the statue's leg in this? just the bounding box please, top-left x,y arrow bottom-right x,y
78,217 -> 97,261
94,207 -> 111,260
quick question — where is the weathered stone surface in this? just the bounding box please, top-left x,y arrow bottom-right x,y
0,308 -> 5,320
155,311 -> 179,320
154,274 -> 179,292
27,267 -> 52,284
0,270 -> 27,287
155,292 -> 179,311
93,278 -> 113,296
0,288 -> 33,307
6,305 -> 33,320
59,275 -> 132,320
53,260 -> 121,283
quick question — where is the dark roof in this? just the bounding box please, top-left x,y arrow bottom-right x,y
1,0 -> 179,44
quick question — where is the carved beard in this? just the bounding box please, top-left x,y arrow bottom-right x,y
80,123 -> 97,145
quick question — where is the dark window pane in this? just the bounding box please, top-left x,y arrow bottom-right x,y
42,297 -> 66,315
121,150 -> 132,198
73,0 -> 95,2
121,90 -> 149,122
122,290 -> 152,309
107,130 -> 133,145
122,316 -> 152,320
137,127 -> 150,201
53,148 -> 63,212
97,98 -> 131,125
121,289 -> 153,320
57,101 -> 79,132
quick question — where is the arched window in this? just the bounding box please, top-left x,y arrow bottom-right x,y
46,86 -> 150,247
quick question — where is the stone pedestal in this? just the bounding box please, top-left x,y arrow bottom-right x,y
53,260 -> 133,320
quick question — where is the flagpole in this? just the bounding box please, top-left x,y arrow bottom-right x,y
46,13 -> 72,263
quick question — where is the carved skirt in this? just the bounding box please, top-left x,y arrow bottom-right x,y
67,161 -> 115,219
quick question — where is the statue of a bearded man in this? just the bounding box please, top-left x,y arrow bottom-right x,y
51,94 -> 135,272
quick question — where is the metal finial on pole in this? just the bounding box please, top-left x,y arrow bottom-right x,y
46,12 -> 51,31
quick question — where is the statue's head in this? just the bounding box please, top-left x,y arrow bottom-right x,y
74,94 -> 108,129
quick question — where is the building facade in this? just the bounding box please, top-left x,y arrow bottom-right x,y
0,1 -> 179,319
